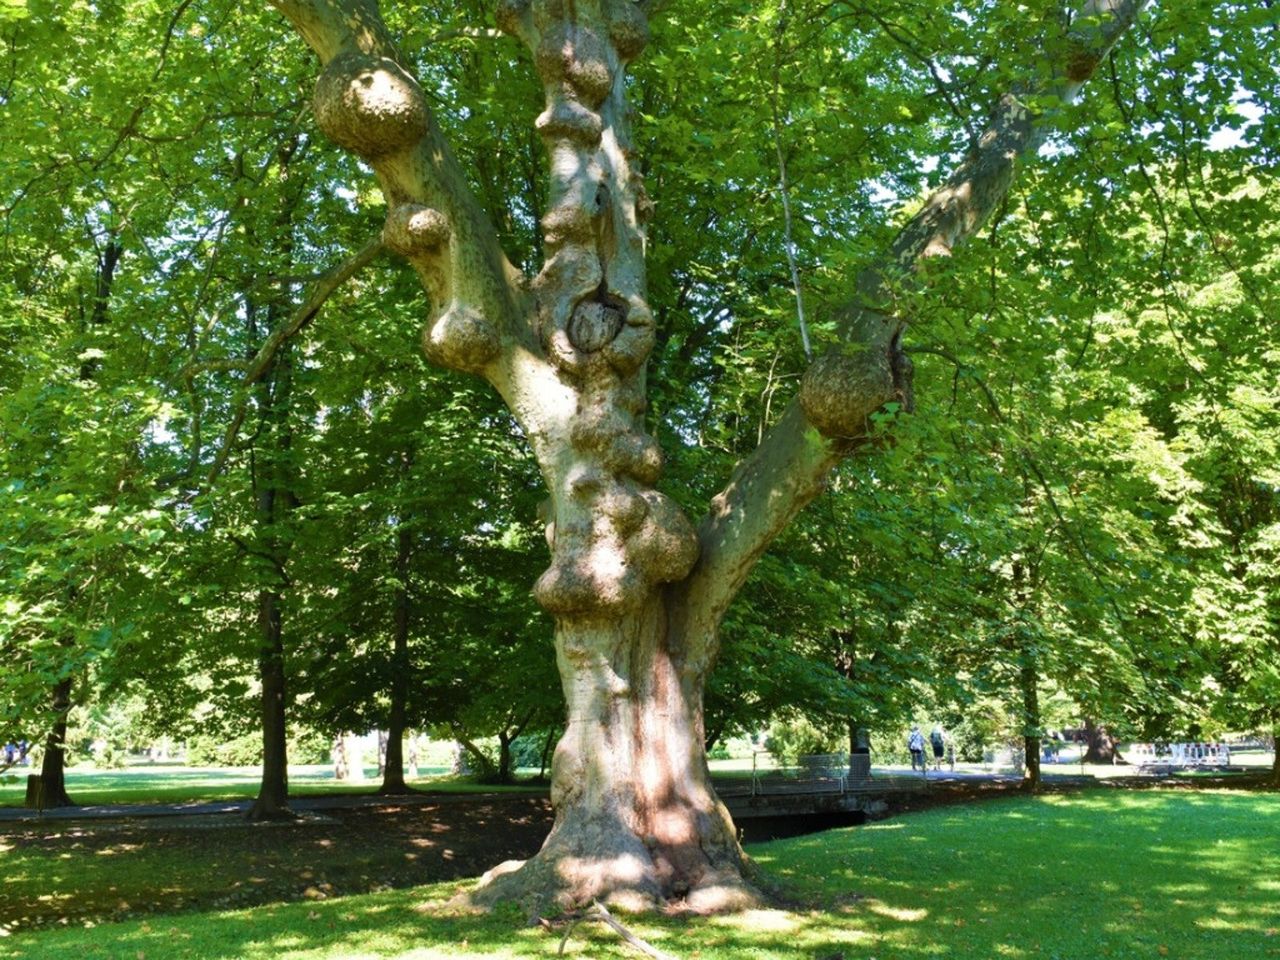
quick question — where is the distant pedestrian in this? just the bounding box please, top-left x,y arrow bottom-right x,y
908,725 -> 926,772
930,724 -> 946,771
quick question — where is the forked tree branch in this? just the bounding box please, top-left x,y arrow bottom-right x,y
673,0 -> 1149,664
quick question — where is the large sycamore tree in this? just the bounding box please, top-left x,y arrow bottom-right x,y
263,0 -> 1143,910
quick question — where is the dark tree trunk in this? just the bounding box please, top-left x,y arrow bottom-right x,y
38,677 -> 75,808
538,727 -> 557,781
248,587 -> 292,820
1084,717 -> 1118,764
1020,656 -> 1041,791
38,236 -> 123,811
1271,727 -> 1279,788
244,284 -> 298,821
497,732 -> 514,784
380,519 -> 414,794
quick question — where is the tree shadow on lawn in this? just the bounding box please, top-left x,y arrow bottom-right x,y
2,789 -> 1277,960
749,788 -> 1280,960
0,800 -> 554,934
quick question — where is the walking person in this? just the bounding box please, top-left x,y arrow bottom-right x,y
930,724 -> 946,772
908,725 -> 926,773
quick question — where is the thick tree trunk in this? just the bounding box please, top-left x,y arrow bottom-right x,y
248,588 -> 293,821
475,604 -> 753,914
1084,717 -> 1118,764
268,0 -> 1145,915
38,677 -> 75,809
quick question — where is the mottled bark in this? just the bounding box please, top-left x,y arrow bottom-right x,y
267,0 -> 1146,913
478,607 -> 750,914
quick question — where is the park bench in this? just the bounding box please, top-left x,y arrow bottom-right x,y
1126,742 -> 1232,774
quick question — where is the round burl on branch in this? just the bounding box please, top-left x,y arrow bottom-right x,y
536,24 -> 613,106
799,350 -> 898,439
383,204 -> 450,257
422,303 -> 500,373
605,0 -> 649,59
313,53 -> 429,158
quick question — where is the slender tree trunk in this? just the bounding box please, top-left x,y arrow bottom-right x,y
331,733 -> 349,780
38,677 -> 75,808
245,291 -> 298,821
1270,726 -> 1279,788
1020,656 -> 1042,791
538,727 -> 557,782
497,732 -> 514,784
381,517 -> 413,794
248,585 -> 292,820
36,236 -> 123,811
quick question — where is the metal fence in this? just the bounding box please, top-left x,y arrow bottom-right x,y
714,751 -> 899,799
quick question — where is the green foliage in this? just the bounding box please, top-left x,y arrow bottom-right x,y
764,716 -> 843,766
1,0 -> 1277,807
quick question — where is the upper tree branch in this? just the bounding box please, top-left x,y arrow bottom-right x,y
203,235 -> 384,488
672,0 -> 1148,666
267,0 -> 528,376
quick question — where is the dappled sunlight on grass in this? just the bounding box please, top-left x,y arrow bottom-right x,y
0,764 -> 490,808
1,788 -> 1277,958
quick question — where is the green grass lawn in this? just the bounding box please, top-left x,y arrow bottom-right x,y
2,787 -> 1277,959
0,764 -> 546,808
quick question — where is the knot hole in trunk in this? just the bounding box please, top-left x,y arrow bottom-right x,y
568,292 -> 628,353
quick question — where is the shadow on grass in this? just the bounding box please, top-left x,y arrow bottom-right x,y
2,789 -> 1278,959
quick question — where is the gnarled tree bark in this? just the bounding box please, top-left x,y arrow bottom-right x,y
265,0 -> 1147,913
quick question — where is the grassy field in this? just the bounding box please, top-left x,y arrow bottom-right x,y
4,748 -> 1270,809
1,787 -> 1277,959
0,764 -> 546,808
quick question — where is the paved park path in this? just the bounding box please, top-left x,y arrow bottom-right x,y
0,769 -> 1103,824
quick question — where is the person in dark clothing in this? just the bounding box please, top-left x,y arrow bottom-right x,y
930,725 -> 946,771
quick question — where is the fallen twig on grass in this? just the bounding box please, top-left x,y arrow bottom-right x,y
555,899 -> 680,960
